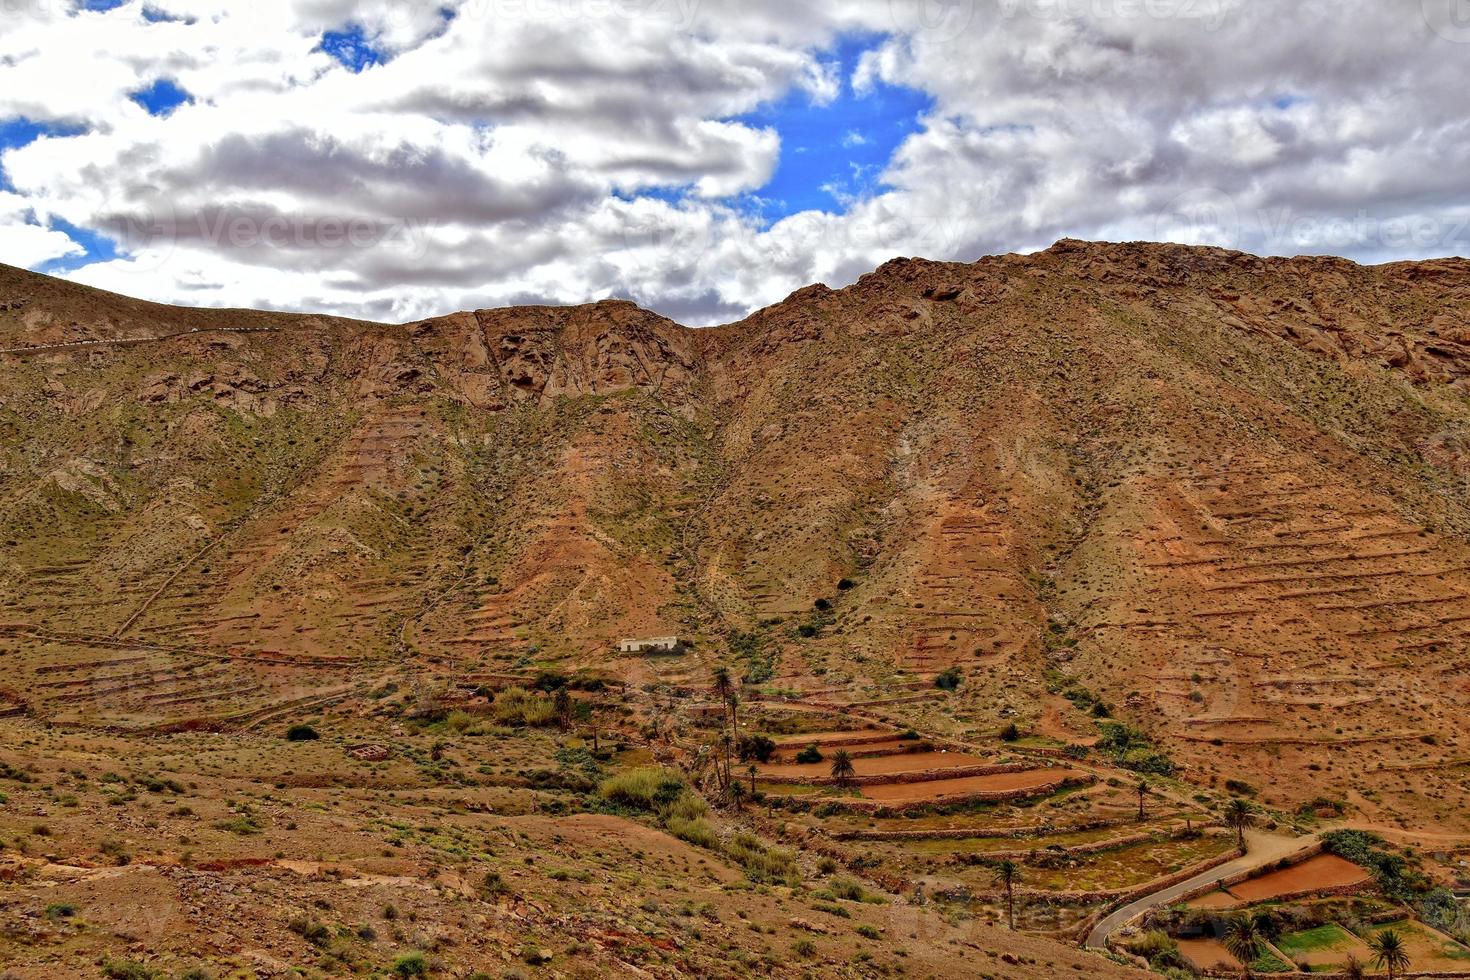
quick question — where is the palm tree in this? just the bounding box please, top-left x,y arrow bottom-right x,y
992,860 -> 1020,930
1224,798 -> 1256,851
1136,780 -> 1150,821
718,732 -> 734,789
729,779 -> 746,810
1223,913 -> 1263,967
711,666 -> 738,738
1369,929 -> 1411,980
830,749 -> 857,789
747,763 -> 759,796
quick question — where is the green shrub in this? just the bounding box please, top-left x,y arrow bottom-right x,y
285,724 -> 319,742
392,952 -> 429,977
1126,930 -> 1178,961
935,667 -> 964,691
724,832 -> 798,885
444,711 -> 479,733
533,670 -> 568,691
101,960 -> 159,980
666,816 -> 719,849
737,735 -> 776,763
795,745 -> 823,764
491,687 -> 559,728
598,768 -> 689,811
288,915 -> 331,946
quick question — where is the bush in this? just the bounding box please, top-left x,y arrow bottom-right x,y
795,745 -> 823,764
724,832 -> 799,885
285,724 -> 319,742
598,767 -> 689,811
392,952 -> 429,977
999,723 -> 1021,742
101,961 -> 159,980
288,914 -> 331,946
1126,930 -> 1181,968
533,670 -> 568,691
666,816 -> 719,849
491,687 -> 559,728
737,735 -> 777,763
935,667 -> 964,691
1096,723 -> 1175,775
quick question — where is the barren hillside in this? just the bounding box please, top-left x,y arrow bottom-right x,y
4,240 -> 1470,975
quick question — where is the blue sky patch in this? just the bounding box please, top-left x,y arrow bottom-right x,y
0,117 -> 87,191
78,0 -> 129,10
729,34 -> 932,223
319,24 -> 388,72
129,78 -> 193,117
35,217 -> 118,275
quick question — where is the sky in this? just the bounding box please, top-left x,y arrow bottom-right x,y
1,0 -> 1468,325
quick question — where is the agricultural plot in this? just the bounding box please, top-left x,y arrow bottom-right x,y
1007,834 -> 1237,893
1176,937 -> 1242,973
858,768 -> 1086,804
1364,920 -> 1470,972
757,750 -> 990,780
1188,853 -> 1370,908
1274,923 -> 1374,972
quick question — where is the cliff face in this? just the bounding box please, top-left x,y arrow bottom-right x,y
4,240 -> 1470,827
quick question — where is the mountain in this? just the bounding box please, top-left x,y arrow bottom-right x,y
6,241 -> 1470,820
3,241 -> 1470,975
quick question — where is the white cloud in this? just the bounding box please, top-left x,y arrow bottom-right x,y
0,0 -> 1467,325
0,192 -> 84,268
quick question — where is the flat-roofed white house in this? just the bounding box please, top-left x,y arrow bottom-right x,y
616,636 -> 685,654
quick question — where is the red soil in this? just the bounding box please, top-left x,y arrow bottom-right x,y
758,750 -> 988,779
1192,853 -> 1370,907
859,769 -> 1081,803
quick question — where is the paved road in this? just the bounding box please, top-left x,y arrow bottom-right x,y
1084,830 -> 1317,949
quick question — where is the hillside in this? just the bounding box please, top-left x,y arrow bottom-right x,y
3,240 -> 1470,975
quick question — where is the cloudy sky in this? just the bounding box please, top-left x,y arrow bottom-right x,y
1,0 -> 1468,325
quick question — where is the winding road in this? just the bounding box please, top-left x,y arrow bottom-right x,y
1084,830 -> 1318,948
